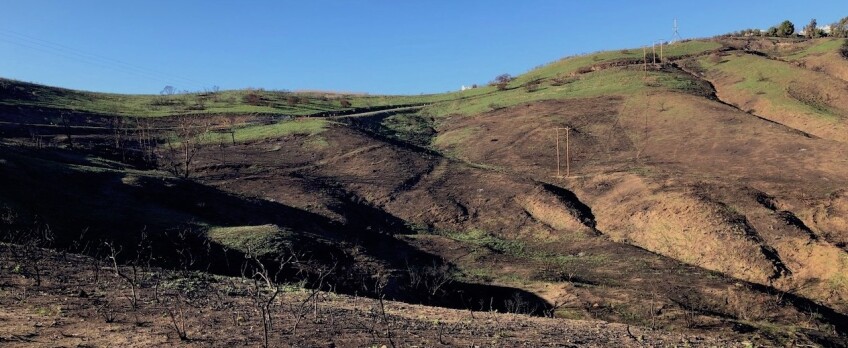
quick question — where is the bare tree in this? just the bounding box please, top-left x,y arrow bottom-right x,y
58,110 -> 74,148
162,116 -> 209,178
105,242 -> 140,309
134,117 -> 156,166
407,259 -> 455,300
161,85 -> 177,96
224,114 -> 239,146
166,294 -> 190,341
3,215 -> 54,287
291,262 -> 335,336
243,248 -> 300,348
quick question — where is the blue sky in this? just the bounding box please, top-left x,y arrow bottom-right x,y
1,1 -> 845,95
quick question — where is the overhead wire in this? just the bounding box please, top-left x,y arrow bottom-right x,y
0,29 -> 209,90
0,29 -> 207,86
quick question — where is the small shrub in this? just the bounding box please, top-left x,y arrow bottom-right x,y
491,74 -> 514,91
525,79 -> 542,92
286,96 -> 299,106
840,40 -> 848,59
551,75 -> 578,86
574,66 -> 594,75
786,81 -> 832,112
243,90 -> 263,106
708,53 -> 724,64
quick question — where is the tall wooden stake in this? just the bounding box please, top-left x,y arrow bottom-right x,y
566,127 -> 570,177
554,127 -> 571,178
556,128 -> 561,177
652,43 -> 656,64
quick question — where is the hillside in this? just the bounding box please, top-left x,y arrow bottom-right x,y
2,36 -> 848,346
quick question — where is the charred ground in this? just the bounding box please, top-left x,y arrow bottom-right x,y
2,36 -> 848,346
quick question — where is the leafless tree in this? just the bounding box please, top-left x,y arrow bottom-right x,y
162,116 -> 209,178
291,262 -> 336,336
224,114 -> 239,145
243,248 -> 299,348
6,220 -> 54,287
161,85 -> 176,96
134,117 -> 156,165
105,241 -> 142,310
407,259 -> 455,299
58,110 -> 73,148
166,294 -> 190,341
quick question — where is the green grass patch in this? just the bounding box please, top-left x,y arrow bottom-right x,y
380,113 -> 436,146
441,229 -> 527,255
439,229 -> 608,266
207,118 -> 329,144
432,126 -> 478,148
0,40 -> 721,119
782,38 -> 847,60
302,136 -> 330,150
207,224 -> 291,256
698,53 -> 840,120
0,78 -> 476,118
424,68 -> 707,118
510,40 -> 721,88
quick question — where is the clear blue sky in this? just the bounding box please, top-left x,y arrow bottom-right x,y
1,1 -> 845,95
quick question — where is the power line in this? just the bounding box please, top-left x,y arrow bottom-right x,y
0,29 -> 208,90
0,36 -> 184,87
0,29 -> 207,87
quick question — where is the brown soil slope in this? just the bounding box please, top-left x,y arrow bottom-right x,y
2,37 -> 848,346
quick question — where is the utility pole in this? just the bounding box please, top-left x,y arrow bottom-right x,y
652,42 -> 656,64
554,127 -> 571,178
656,40 -> 664,62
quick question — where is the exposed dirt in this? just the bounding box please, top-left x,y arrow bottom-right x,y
2,37 -> 848,346
430,93 -> 848,314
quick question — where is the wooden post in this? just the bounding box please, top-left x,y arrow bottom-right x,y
554,127 -> 571,178
566,127 -> 570,177
652,43 -> 656,64
643,46 -> 647,78
556,128 -> 561,177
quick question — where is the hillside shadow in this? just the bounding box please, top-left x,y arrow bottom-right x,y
0,144 -> 551,315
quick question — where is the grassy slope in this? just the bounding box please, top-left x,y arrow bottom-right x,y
0,78 -> 457,117
4,37 -> 848,344
510,40 -> 721,86
0,40 -> 720,119
781,37 -> 846,60
422,41 -> 719,118
696,50 -> 848,142
205,118 -> 330,144
413,37 -> 848,314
